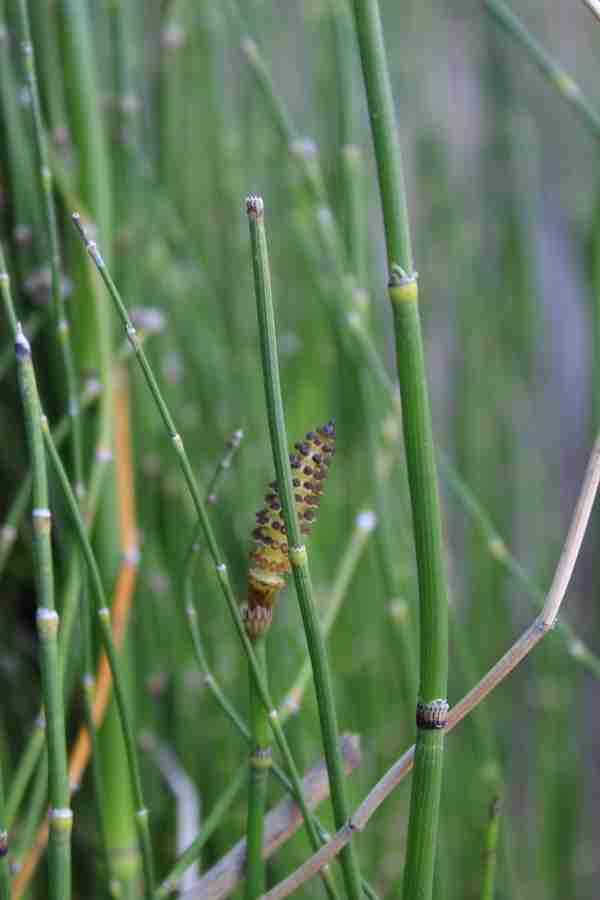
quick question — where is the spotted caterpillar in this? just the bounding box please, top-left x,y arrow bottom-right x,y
242,421 -> 336,639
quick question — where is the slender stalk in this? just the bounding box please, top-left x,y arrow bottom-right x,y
79,578 -> 111,884
16,0 -> 84,500
206,429 -> 244,505
350,2 -> 449,897
246,195 -> 363,900
480,794 -> 502,900
70,214 -> 338,898
0,328 -> 155,583
280,509 -> 376,721
245,639 -> 270,900
40,419 -> 156,899
260,432 -> 600,899
14,324 -> 72,900
4,715 -> 45,829
485,0 -> 600,141
12,548 -> 141,900
6,554 -> 81,832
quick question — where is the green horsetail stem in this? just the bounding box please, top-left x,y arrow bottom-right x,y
246,194 -> 364,900
243,423 -> 337,899
40,419 -> 156,900
350,2 -> 449,898
15,325 -> 72,900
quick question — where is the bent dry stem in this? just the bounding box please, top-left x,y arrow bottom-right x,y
260,432 -> 600,900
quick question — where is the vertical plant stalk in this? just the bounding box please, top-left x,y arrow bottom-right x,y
246,194 -> 364,900
40,419 -> 156,900
480,793 -> 502,900
281,510 -> 377,720
70,212 -> 340,900
14,325 -> 72,900
12,551 -> 140,900
350,2 -> 449,898
245,639 -> 271,900
17,0 -> 84,499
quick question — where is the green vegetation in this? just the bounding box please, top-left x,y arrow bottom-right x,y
1,2 -> 600,899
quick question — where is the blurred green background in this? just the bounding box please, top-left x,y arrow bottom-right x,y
1,1 -> 600,898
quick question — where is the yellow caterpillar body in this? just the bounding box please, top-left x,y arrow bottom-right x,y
242,421 -> 335,638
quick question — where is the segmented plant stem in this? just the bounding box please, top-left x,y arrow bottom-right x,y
1,240 -> 72,897
16,0 -> 84,500
480,793 -> 502,900
350,2 -> 449,897
41,420 -> 156,899
15,325 -> 72,900
246,195 -> 364,900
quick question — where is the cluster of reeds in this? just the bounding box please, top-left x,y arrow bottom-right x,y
1,1 -> 600,899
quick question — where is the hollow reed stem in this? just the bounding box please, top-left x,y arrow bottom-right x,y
350,1 -> 449,896
246,194 -> 363,900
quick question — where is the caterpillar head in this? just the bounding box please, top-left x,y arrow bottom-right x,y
244,421 -> 335,639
